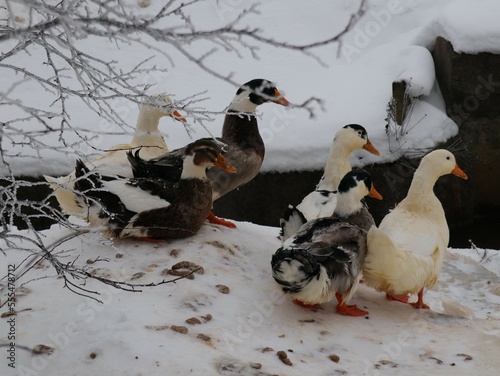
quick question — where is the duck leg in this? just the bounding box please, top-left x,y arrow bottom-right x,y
410,288 -> 430,309
335,293 -> 368,316
292,299 -> 320,309
207,212 -> 236,228
386,293 -> 410,304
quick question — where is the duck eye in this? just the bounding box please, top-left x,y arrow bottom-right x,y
446,156 -> 450,160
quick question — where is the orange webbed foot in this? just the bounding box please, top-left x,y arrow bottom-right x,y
336,303 -> 369,316
207,212 -> 237,228
335,292 -> 368,316
386,293 -> 410,304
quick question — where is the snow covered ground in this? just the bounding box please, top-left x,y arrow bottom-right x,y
2,1 -> 500,375
1,221 -> 499,375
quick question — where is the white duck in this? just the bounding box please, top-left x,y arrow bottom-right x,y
44,94 -> 186,215
363,149 -> 468,309
280,124 -> 379,241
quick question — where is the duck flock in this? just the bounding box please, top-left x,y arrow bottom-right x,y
45,79 -> 468,317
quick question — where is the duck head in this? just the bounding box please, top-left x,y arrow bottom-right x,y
181,139 -> 237,179
419,149 -> 468,180
334,124 -> 379,156
335,169 -> 383,217
141,94 -> 187,123
228,79 -> 290,112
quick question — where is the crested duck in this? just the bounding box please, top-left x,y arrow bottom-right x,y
280,124 -> 379,241
127,79 -> 290,228
45,94 -> 186,215
363,149 -> 468,309
74,139 -> 236,241
272,169 -> 383,316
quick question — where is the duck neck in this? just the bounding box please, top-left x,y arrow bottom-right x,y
405,167 -> 439,205
334,193 -> 363,218
221,111 -> 264,157
180,155 -> 208,180
131,106 -> 165,146
317,141 -> 353,191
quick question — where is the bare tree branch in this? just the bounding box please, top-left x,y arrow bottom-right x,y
0,0 -> 366,300
1,230 -> 201,304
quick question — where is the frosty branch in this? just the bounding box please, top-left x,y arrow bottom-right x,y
0,230 -> 201,304
1,0 -> 366,131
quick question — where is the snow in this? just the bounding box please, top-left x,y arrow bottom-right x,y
2,222 -> 500,375
432,0 -> 500,54
2,2 -> 500,374
2,0 -> 500,176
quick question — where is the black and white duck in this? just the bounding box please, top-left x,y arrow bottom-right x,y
280,124 -> 379,241
45,94 -> 186,216
127,79 -> 290,227
74,139 -> 236,241
272,169 -> 383,316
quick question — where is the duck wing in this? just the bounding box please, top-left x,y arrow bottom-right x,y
280,190 -> 339,242
127,148 -> 184,181
126,178 -> 186,204
206,141 -> 262,200
74,160 -> 135,229
379,207 -> 441,258
289,218 -> 367,276
298,190 -> 338,220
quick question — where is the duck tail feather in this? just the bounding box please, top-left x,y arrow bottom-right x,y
127,149 -> 146,177
280,205 -> 307,241
271,247 -> 321,292
74,160 -> 102,193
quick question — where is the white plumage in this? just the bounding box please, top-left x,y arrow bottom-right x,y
363,149 -> 468,309
102,180 -> 171,213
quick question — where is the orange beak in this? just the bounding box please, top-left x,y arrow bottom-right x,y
171,110 -> 187,123
270,88 -> 290,106
214,154 -> 237,174
368,186 -> 383,200
451,164 -> 468,180
363,139 -> 380,156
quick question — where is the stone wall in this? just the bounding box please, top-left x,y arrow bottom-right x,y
213,156 -> 473,230
433,37 -> 500,218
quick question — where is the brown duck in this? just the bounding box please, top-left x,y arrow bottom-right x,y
74,139 -> 236,241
